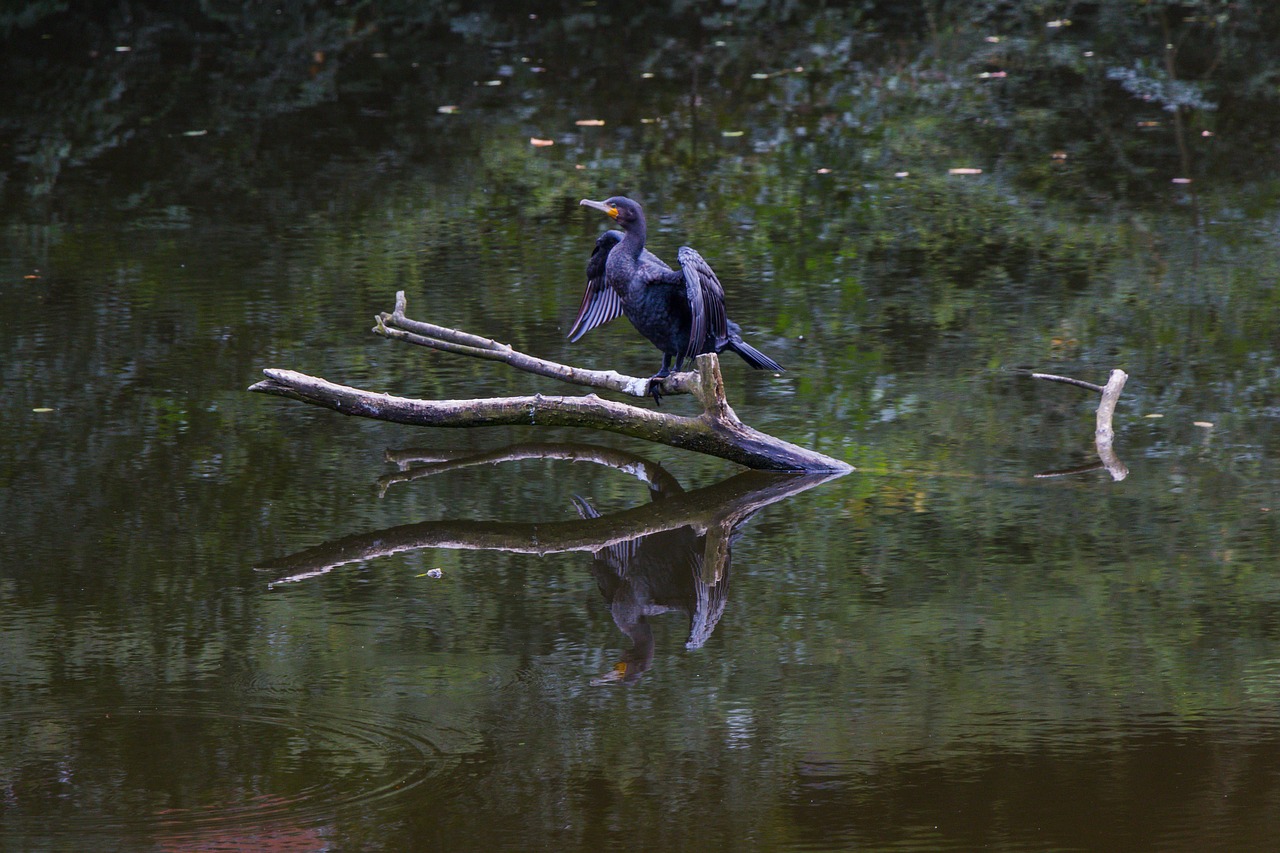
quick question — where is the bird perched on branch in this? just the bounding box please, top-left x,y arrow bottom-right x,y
570,196 -> 783,403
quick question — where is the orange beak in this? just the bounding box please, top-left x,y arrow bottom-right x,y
580,198 -> 619,219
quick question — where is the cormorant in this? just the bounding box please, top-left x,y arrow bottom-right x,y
569,196 -> 783,401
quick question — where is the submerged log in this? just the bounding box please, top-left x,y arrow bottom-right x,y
249,292 -> 850,473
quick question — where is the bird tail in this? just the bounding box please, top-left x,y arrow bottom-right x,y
725,339 -> 784,372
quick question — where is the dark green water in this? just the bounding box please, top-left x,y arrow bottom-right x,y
5,4 -> 1280,850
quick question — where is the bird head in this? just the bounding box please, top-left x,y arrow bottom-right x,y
580,196 -> 644,230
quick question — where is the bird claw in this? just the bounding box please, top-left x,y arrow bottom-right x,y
648,372 -> 671,406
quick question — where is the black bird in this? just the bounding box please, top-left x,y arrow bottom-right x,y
569,196 -> 783,400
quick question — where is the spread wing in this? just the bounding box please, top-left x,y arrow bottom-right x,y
676,246 -> 728,359
567,230 -> 625,342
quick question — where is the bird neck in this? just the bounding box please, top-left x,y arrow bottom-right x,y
619,217 -> 647,259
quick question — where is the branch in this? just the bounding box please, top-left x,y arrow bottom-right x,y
1092,369 -> 1127,449
1030,368 -> 1129,481
373,290 -> 701,401
250,364 -> 839,470
1030,372 -> 1105,393
250,293 -> 850,473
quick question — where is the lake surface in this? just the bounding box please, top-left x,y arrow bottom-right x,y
5,5 -> 1280,850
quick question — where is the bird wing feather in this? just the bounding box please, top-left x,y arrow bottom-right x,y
677,246 -> 728,358
567,230 -> 625,342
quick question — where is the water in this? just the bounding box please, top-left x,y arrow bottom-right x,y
5,4 -> 1280,850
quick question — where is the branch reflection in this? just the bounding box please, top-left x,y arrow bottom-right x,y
1033,429 -> 1128,481
261,442 -> 845,683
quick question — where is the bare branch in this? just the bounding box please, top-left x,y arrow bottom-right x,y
1029,367 -> 1129,482
373,291 -> 701,401
250,364 -> 844,471
250,289 -> 849,468
1094,369 -> 1128,449
250,292 -> 849,473
1030,372 -> 1106,393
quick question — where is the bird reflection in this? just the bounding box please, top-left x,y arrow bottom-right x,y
260,442 -> 845,685
573,496 -> 730,685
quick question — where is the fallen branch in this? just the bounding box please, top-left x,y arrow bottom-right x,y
250,292 -> 850,473
1031,368 -> 1129,481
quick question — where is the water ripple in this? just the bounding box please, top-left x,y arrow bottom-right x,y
0,695 -> 457,848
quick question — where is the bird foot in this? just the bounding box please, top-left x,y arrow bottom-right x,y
647,373 -> 670,406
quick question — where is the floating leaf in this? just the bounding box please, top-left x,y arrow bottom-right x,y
948,167 -> 983,175
574,119 -> 605,126
1144,413 -> 1164,419
529,137 -> 554,147
721,130 -> 744,137
32,407 -> 54,413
